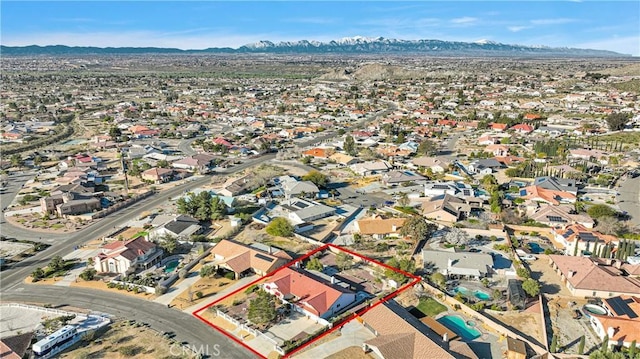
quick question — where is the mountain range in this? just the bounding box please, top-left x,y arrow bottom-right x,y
0,36 -> 629,57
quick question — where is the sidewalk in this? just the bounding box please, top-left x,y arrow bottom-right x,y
183,275 -> 257,314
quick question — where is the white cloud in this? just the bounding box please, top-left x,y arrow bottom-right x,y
507,26 -> 531,32
530,18 -> 577,25
451,17 -> 478,25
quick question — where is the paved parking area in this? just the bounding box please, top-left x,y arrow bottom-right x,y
267,312 -> 325,343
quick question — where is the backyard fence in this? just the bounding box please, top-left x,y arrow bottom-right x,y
91,191 -> 155,220
216,309 -> 284,354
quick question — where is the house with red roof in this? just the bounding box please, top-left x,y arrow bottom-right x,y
591,296 -> 640,350
491,123 -> 509,132
511,123 -> 534,134
520,185 -> 576,205
93,237 -> 162,275
303,147 -> 333,159
263,267 -> 356,321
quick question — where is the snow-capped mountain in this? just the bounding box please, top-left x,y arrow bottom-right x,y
1,37 -> 629,57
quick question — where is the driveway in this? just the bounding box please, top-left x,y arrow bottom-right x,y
618,175 -> 640,228
293,320 -> 375,359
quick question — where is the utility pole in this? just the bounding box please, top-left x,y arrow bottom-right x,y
120,150 -> 129,194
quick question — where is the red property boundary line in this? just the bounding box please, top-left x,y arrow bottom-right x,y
193,243 -> 421,359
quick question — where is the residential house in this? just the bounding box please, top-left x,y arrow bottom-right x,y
468,159 -> 504,174
303,147 -> 333,159
548,255 -> 640,297
552,224 -> 617,256
423,250 -> 494,279
382,170 -> 427,186
172,153 -> 217,174
477,135 -> 499,145
520,185 -> 576,205
355,216 -> 406,239
412,156 -> 451,173
218,176 -> 251,197
351,160 -> 393,176
94,237 -> 162,275
361,301 -> 459,359
281,179 -> 319,199
424,181 -> 474,198
511,124 -> 534,134
150,215 -> 202,241
262,267 -> 356,321
141,167 -> 174,184
283,199 -> 336,223
484,144 -> 509,157
329,153 -> 358,166
0,332 -> 34,359
491,123 -> 509,132
529,204 -> 594,229
209,239 -> 290,279
533,176 -> 579,196
590,296 -> 640,350
422,194 -> 471,223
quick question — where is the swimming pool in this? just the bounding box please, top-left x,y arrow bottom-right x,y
454,286 -> 491,301
437,315 -> 481,340
582,304 -> 607,318
164,261 -> 179,273
529,242 -> 544,254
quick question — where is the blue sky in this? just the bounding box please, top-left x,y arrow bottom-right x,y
2,1 -> 638,55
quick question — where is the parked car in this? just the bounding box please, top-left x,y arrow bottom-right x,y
521,254 -> 537,261
469,248 -> 482,253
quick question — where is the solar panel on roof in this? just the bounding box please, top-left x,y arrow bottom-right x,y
547,216 -> 567,223
254,253 -> 275,262
295,202 -> 309,208
579,233 -> 597,241
433,185 -> 450,189
605,297 -> 638,318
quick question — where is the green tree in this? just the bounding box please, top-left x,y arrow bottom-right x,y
588,204 -> 618,219
49,255 -> 65,272
248,290 -> 277,325
601,335 -> 609,352
430,272 -> 446,288
109,126 -> 122,141
157,159 -> 170,168
158,234 -> 178,254
300,156 -> 312,165
605,113 -> 629,131
302,170 -> 329,188
343,135 -> 357,156
516,267 -> 531,279
550,334 -> 558,353
210,197 -> 228,220
31,267 -> 45,281
578,335 -> 586,355
400,216 -> 436,243
9,154 -> 22,168
385,257 -> 416,284
305,257 -> 324,271
522,278 -> 541,297
79,268 -> 97,281
199,265 -> 215,278
417,140 -> 437,156
265,217 -> 294,237
335,252 -> 353,271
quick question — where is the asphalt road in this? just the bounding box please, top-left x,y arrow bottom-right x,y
0,100 -> 395,355
1,287 -> 253,359
618,175 -> 640,228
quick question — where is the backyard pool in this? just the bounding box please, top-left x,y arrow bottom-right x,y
454,286 -> 491,301
583,304 -> 607,318
164,261 -> 179,273
437,315 -> 481,340
529,242 -> 544,254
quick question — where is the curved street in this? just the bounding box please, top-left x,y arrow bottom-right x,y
0,101 -> 395,356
